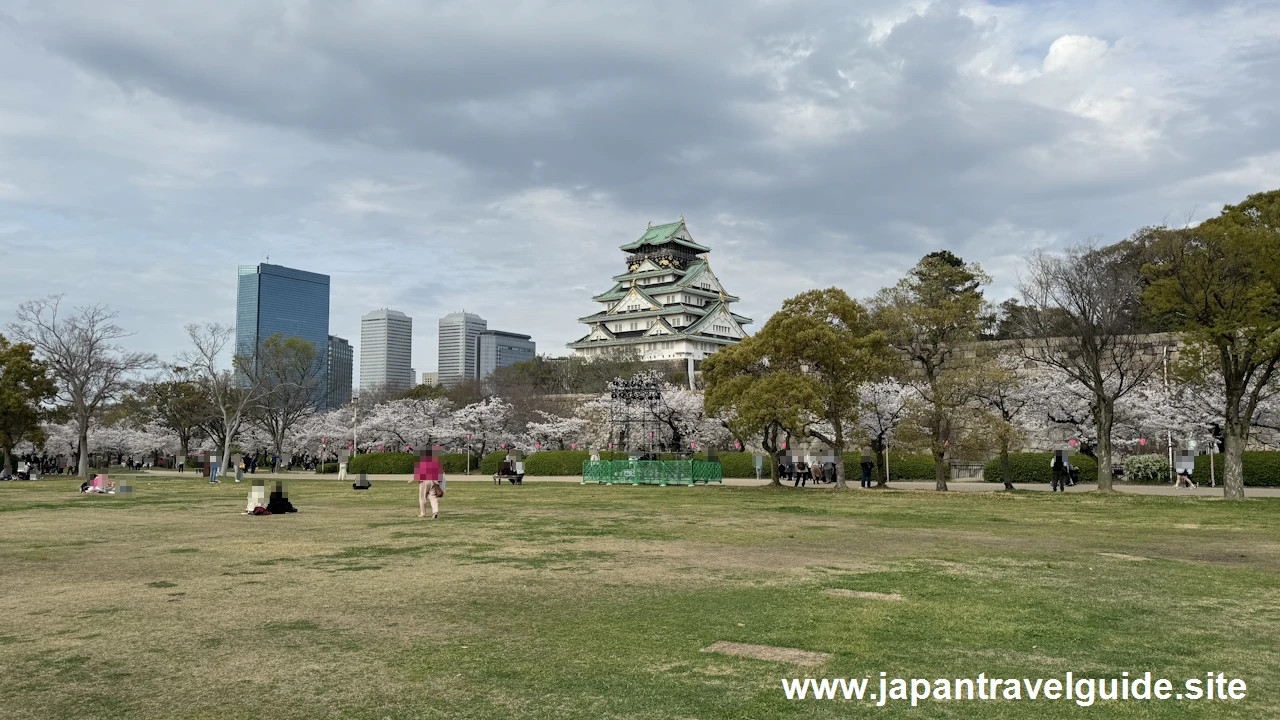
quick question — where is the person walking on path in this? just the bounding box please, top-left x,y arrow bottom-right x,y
337,449 -> 350,482
410,445 -> 447,519
1050,451 -> 1070,492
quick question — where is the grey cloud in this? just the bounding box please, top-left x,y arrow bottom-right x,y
1,0 -> 1277,366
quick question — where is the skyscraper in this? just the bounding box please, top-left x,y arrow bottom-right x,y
360,309 -> 414,392
475,330 -> 535,379
326,335 -> 353,409
235,263 -> 330,405
438,311 -> 487,387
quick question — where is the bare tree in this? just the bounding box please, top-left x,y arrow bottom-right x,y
249,334 -> 324,463
1016,242 -> 1165,491
181,323 -> 266,469
8,296 -> 156,477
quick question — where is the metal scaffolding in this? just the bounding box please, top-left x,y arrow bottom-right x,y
608,376 -> 662,459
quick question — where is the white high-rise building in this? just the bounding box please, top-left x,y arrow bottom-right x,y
438,311 -> 487,386
360,309 -> 413,392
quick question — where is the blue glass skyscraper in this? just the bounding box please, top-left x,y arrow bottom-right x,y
236,263 -> 331,407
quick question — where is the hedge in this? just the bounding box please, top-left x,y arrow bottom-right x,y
317,462 -> 338,474
982,452 -> 1099,484
1123,454 -> 1170,484
856,452 -> 936,482
980,451 -> 1280,487
342,448 -> 941,480
689,451 -> 935,481
1193,452 -> 1280,487
348,452 -> 414,474
347,452 -> 480,475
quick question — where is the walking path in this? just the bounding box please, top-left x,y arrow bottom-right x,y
131,471 -> 1280,497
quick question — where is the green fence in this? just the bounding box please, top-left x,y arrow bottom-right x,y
581,459 -> 722,486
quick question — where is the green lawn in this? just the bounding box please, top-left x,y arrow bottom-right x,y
1,477 -> 1277,719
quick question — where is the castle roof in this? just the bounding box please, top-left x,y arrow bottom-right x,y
618,220 -> 711,253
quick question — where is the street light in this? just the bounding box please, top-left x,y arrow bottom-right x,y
352,392 -> 359,456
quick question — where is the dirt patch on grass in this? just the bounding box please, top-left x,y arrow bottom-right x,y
1099,552 -> 1147,561
701,641 -> 830,666
823,589 -> 903,601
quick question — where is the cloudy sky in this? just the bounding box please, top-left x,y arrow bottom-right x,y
2,0 -> 1278,376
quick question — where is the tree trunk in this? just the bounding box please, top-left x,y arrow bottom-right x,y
1095,400 -> 1115,492
762,424 -> 780,486
1221,423 -> 1247,499
872,439 -> 889,488
77,419 -> 90,479
1000,447 -> 1014,491
2,446 -> 10,476
833,424 -> 847,489
933,400 -> 948,491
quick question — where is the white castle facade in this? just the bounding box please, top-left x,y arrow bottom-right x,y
567,219 -> 752,361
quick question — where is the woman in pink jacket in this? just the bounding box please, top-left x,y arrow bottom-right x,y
410,446 -> 447,519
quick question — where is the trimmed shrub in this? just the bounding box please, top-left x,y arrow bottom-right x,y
1123,454 -> 1170,484
347,451 -> 486,475
440,453 -> 470,474
348,452 -> 415,475
1193,452 -> 1280,487
711,452 -> 758,479
479,450 -> 507,475
317,462 -> 338,474
841,451 -> 936,483
982,452 -> 1098,484
526,451 -> 590,476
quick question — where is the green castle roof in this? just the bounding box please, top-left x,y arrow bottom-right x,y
619,221 -> 712,253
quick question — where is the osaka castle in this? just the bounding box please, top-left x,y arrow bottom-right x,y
567,219 -> 752,361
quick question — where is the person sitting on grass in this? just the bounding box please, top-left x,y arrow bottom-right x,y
81,475 -> 116,494
244,478 -> 267,514
265,481 -> 297,514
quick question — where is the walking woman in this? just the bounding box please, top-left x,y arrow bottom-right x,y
410,445 -> 447,519
1050,451 -> 1070,492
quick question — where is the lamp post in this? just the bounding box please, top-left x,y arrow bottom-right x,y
352,392 -> 359,456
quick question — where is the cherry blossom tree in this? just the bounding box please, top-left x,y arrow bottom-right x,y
40,420 -> 81,459
970,356 -> 1035,490
1020,364 -> 1219,482
362,398 -> 457,451
525,411 -> 587,451
573,393 -> 613,452
453,397 -> 514,458
858,379 -> 912,488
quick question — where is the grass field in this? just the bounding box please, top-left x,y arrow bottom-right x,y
1,477 -> 1277,719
